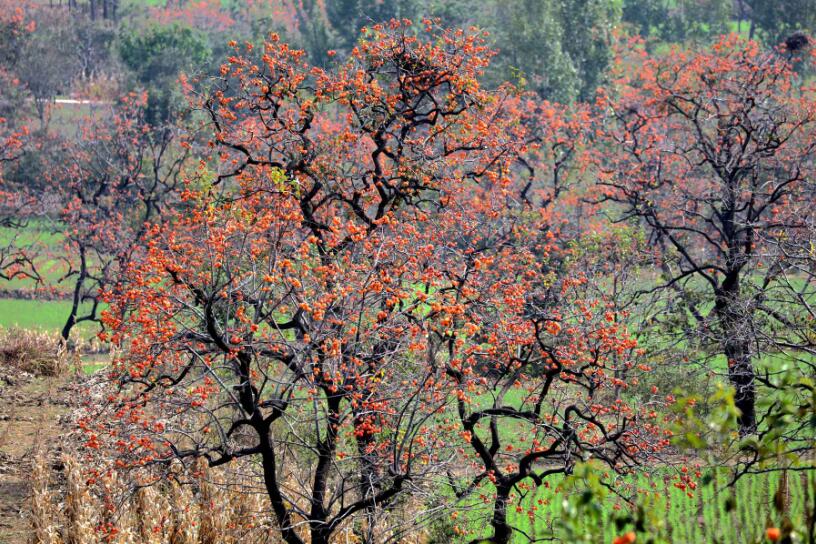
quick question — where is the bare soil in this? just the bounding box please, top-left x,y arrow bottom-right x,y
0,370 -> 77,544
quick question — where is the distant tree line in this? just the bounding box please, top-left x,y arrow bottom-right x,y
6,0 -> 812,120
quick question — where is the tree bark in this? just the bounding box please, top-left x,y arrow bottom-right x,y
488,482 -> 512,544
61,245 -> 87,342
715,277 -> 757,435
259,430 -> 304,544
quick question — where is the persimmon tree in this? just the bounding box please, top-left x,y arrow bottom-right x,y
0,115 -> 35,283
0,3 -> 39,285
438,244 -> 666,544
413,100 -> 667,544
48,93 -> 192,341
91,21 -> 531,544
596,36 -> 816,434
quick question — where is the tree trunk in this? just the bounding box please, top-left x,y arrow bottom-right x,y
259,433 -> 304,544
310,530 -> 332,544
308,394 -> 341,544
724,334 -> 757,434
715,279 -> 757,435
61,246 -> 87,342
487,483 -> 512,544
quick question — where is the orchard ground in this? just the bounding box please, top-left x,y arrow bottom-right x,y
0,336 -> 806,544
0,366 -> 79,542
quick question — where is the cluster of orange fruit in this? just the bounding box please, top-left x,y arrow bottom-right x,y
612,532 -> 636,544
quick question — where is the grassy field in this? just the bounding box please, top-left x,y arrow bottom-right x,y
0,298 -> 100,338
454,468 -> 811,543
0,223 -> 102,339
0,223 -> 71,294
447,356 -> 813,543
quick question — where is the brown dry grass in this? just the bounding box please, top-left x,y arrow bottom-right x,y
0,328 -> 69,378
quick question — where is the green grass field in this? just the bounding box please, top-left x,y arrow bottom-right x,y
454,468 -> 811,543
0,223 -> 102,338
0,298 -> 99,338
0,223 -> 72,294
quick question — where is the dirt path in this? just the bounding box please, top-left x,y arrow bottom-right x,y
0,372 -> 74,544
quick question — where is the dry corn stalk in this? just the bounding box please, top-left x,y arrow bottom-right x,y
29,450 -> 62,544
29,452 -> 429,544
63,454 -> 97,544
168,478 -> 198,544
